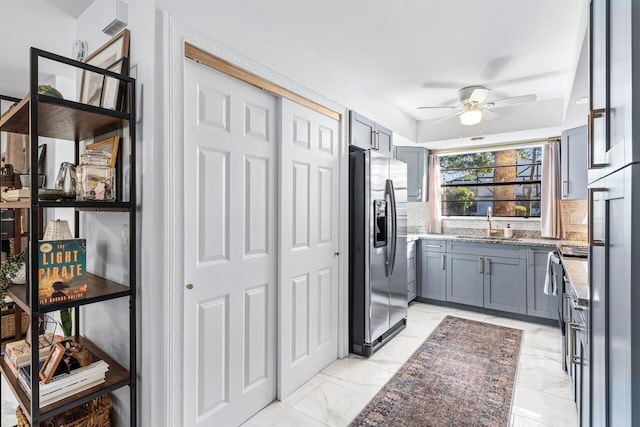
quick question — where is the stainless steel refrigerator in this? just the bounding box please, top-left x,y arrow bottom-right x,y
349,148 -> 407,356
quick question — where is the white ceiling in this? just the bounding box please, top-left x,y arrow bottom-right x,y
5,0 -> 588,147
241,0 -> 588,143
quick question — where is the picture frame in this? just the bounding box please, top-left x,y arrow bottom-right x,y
79,29 -> 130,108
87,135 -> 120,167
39,342 -> 65,384
101,58 -> 128,111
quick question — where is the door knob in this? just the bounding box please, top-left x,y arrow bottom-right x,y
186,284 -> 194,290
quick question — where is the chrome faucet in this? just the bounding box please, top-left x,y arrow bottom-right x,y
487,207 -> 493,237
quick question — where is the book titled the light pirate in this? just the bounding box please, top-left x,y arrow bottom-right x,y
38,239 -> 87,305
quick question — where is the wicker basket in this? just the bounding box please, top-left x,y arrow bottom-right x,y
1,309 -> 29,340
16,395 -> 111,427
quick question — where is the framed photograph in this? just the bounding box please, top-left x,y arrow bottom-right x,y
80,29 -> 130,107
39,342 -> 65,384
87,135 -> 120,167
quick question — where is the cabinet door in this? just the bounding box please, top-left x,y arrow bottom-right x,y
526,248 -> 559,319
483,256 -> 527,314
447,253 -> 483,307
420,250 -> 446,301
407,241 -> 417,301
376,123 -> 393,157
561,126 -> 588,200
349,111 -> 374,150
395,147 -> 428,202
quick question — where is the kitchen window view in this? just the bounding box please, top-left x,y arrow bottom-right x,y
440,146 -> 542,217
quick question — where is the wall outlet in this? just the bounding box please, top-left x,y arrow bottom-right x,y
122,224 -> 130,252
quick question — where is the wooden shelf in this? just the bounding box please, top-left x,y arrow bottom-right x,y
0,200 -> 31,209
0,336 -> 130,423
6,273 -> 132,314
0,94 -> 129,141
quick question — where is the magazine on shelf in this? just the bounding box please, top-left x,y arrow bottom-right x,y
3,333 -> 62,369
38,239 -> 87,305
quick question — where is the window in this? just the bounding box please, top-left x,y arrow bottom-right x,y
440,147 -> 542,217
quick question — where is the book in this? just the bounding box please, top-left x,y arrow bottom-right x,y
4,333 -> 61,369
38,239 -> 87,305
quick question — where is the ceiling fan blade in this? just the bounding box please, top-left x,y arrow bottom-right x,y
417,106 -> 460,110
469,88 -> 491,103
490,94 -> 537,107
482,109 -> 499,120
431,110 -> 463,124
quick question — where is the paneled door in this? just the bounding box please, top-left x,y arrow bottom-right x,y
279,98 -> 340,399
183,59 -> 277,426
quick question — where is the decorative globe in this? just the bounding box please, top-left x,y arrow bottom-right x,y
38,85 -> 64,99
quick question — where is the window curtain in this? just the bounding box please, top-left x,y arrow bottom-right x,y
426,154 -> 442,234
541,142 -> 562,238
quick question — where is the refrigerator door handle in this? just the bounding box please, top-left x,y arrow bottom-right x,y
385,178 -> 397,277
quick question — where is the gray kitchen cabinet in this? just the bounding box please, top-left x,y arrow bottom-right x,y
526,248 -> 559,320
483,255 -> 527,314
447,252 -> 483,307
407,240 -> 417,301
418,240 -> 446,301
395,146 -> 428,202
349,111 -> 392,156
561,126 -> 588,200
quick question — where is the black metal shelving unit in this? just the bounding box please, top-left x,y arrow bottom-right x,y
0,48 -> 137,426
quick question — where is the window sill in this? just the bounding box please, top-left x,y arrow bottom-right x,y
441,216 -> 541,222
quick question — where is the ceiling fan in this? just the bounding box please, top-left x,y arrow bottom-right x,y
417,86 -> 537,126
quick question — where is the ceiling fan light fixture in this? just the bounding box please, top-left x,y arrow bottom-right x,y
460,108 -> 482,126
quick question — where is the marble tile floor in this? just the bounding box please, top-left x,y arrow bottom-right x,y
0,302 -> 577,427
244,303 -> 578,427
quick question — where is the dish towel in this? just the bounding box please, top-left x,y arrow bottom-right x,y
543,251 -> 561,295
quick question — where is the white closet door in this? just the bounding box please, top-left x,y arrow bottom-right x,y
183,59 -> 277,426
278,98 -> 340,399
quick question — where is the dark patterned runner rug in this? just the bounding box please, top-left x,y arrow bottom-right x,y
350,315 -> 523,427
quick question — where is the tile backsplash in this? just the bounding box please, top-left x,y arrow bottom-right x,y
407,200 -> 588,242
560,199 -> 587,241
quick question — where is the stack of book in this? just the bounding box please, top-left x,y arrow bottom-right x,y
3,333 -> 62,375
18,350 -> 109,406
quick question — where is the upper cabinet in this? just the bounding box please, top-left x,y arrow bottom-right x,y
395,146 -> 428,202
349,111 -> 392,156
588,0 -> 640,182
561,125 -> 588,200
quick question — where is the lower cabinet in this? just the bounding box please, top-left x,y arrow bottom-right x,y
416,239 -> 564,320
447,253 -> 483,307
526,248 -> 559,320
408,240 -> 417,301
483,256 -> 527,314
418,240 -> 447,301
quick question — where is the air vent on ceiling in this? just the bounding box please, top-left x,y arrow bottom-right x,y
101,0 -> 128,36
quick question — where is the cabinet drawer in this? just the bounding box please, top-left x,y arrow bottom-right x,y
447,241 -> 521,259
420,239 -> 445,251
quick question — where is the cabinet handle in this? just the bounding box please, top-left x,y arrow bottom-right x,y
562,180 -> 568,198
424,244 -> 441,248
588,108 -> 607,169
562,293 -> 571,323
571,298 -> 584,312
477,258 -> 484,274
570,322 -> 586,365
527,249 -> 533,266
441,254 -> 445,270
588,188 -> 607,247
485,258 -> 491,275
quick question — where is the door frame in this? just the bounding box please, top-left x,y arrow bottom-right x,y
162,14 -> 349,426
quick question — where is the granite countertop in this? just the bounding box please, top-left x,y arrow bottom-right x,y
562,258 -> 589,304
408,233 -> 587,249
